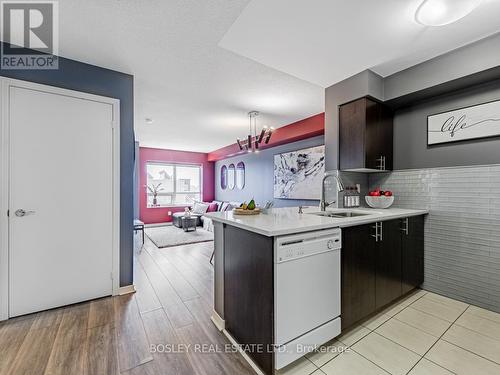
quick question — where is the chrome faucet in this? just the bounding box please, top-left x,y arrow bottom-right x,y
320,172 -> 345,211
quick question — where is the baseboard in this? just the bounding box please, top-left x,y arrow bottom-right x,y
223,329 -> 265,375
211,310 -> 225,331
118,285 -> 136,295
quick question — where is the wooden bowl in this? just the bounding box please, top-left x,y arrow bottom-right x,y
233,207 -> 261,215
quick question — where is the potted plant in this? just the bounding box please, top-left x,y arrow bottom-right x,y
147,183 -> 164,206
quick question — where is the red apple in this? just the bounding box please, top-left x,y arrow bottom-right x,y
384,191 -> 393,197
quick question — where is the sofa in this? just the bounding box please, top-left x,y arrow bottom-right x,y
172,200 -> 241,232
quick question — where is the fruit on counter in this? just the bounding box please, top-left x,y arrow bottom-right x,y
368,188 -> 393,197
238,199 -> 256,210
247,199 -> 256,210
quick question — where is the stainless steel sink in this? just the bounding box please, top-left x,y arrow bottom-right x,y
309,211 -> 372,218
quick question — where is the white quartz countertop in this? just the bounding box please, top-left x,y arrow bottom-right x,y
205,207 -> 429,237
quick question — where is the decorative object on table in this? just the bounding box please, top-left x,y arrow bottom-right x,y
366,188 -> 394,209
233,199 -> 261,215
274,145 -> 325,200
147,183 -> 164,206
427,99 -> 500,145
181,216 -> 197,232
184,207 -> 191,217
236,111 -> 274,153
145,226 -> 213,248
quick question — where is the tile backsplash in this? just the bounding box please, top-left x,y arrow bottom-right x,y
370,165 -> 500,313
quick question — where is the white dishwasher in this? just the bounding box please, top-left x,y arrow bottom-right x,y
274,228 -> 341,370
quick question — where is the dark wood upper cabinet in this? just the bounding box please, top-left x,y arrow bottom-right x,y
402,216 -> 425,295
339,97 -> 393,172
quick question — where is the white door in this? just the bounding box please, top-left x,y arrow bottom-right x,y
8,83 -> 116,317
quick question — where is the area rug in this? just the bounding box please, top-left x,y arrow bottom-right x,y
145,225 -> 214,248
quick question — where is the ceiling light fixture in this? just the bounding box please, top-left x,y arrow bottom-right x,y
415,0 -> 482,26
145,118 -> 154,125
236,111 -> 273,153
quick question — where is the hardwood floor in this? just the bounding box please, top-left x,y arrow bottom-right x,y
0,237 -> 255,375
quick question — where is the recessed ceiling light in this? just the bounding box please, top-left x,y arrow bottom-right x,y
415,0 -> 482,26
145,118 -> 154,125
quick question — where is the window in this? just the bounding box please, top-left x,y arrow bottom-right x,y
146,163 -> 202,207
236,162 -> 245,189
227,164 -> 235,190
220,165 -> 228,190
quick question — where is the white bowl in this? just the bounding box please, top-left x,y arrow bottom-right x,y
365,196 -> 394,209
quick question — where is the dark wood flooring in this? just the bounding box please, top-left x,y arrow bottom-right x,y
0,237 -> 255,375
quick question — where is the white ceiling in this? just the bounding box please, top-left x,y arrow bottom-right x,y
55,0 -> 324,153
219,0 -> 500,87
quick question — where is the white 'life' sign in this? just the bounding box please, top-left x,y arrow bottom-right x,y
428,100 -> 500,145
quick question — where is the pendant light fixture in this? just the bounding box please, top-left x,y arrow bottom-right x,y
236,111 -> 274,153
415,0 -> 482,26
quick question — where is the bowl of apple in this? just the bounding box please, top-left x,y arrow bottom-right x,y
365,189 -> 394,209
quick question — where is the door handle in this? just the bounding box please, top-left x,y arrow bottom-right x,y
15,209 -> 36,217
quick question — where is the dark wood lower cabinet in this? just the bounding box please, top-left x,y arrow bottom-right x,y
341,224 -> 376,330
402,216 -> 425,294
224,225 -> 274,375
341,216 -> 425,330
375,220 -> 402,309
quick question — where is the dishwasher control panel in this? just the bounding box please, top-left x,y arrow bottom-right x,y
275,228 -> 341,263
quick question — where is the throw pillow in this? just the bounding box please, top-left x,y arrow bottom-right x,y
192,202 -> 209,214
212,200 -> 223,211
207,202 -> 218,212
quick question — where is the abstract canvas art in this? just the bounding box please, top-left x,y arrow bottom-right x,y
274,145 -> 325,200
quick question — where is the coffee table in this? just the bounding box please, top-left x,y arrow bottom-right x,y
181,216 -> 197,232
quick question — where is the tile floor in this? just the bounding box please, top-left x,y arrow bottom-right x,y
278,289 -> 500,375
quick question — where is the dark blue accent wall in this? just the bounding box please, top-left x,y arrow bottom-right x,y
1,43 -> 135,286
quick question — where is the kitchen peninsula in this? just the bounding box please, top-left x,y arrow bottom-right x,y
206,207 -> 428,375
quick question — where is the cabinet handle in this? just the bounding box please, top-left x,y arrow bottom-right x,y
372,222 -> 382,242
379,222 -> 383,242
399,218 -> 409,235
376,156 -> 386,170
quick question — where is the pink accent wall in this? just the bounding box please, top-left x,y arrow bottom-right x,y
139,147 -> 215,224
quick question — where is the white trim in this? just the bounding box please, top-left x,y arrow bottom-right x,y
0,77 -> 121,320
118,285 -> 136,295
0,80 -> 9,321
223,329 -> 264,375
210,310 -> 225,331
111,94 -> 121,296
